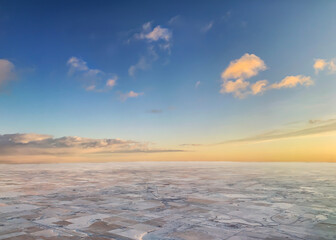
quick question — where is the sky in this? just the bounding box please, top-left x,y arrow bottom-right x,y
0,0 -> 335,163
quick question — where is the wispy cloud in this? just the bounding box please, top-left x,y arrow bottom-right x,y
0,133 -> 182,161
195,81 -> 201,88
128,57 -> 150,77
224,118 -> 336,144
179,143 -> 203,147
220,53 -> 313,98
0,59 -> 15,88
85,85 -> 96,91
67,57 -> 90,74
168,15 -> 180,25
313,58 -> 336,74
270,75 -> 313,89
67,57 -> 117,92
129,22 -> 173,76
135,22 -> 172,42
222,11 -> 232,22
181,118 -> 336,147
201,21 -> 214,33
120,90 -> 144,101
146,25 -> 171,41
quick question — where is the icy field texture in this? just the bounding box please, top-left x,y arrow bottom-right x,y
0,162 -> 335,240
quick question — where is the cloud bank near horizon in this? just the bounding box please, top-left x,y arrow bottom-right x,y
0,133 -> 182,163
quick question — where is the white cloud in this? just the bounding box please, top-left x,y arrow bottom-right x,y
67,57 -> 117,92
126,91 -> 143,98
0,59 -> 15,87
120,91 -> 144,101
195,81 -> 201,88
201,21 -> 214,33
146,26 -> 172,42
136,22 -> 172,42
67,57 -> 89,74
129,22 -> 173,76
314,58 -> 336,74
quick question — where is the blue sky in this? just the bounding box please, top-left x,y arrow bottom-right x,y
0,0 -> 336,162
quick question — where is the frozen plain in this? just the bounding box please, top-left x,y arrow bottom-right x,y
0,162 -> 335,240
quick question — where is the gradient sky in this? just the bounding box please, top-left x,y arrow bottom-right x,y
0,0 -> 335,163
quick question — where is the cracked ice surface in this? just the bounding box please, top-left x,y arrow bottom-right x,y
0,162 -> 335,240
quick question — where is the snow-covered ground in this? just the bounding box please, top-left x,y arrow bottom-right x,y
0,162 -> 335,239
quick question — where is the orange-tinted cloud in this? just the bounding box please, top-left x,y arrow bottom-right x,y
270,75 -> 313,89
251,80 -> 268,95
314,58 -> 336,74
220,53 -> 267,98
220,54 -> 313,98
221,79 -> 250,97
314,59 -> 327,73
221,53 -> 266,81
